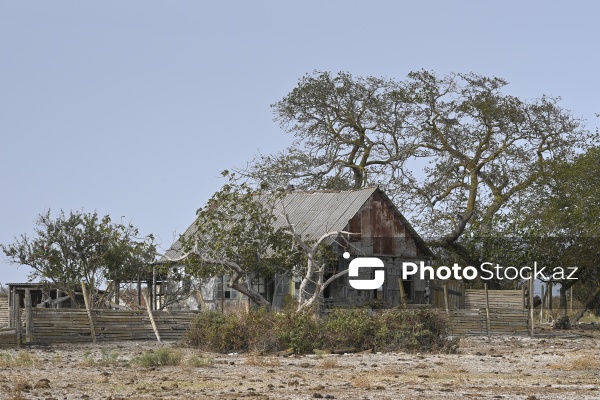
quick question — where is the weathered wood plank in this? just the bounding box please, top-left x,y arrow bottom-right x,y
27,308 -> 196,343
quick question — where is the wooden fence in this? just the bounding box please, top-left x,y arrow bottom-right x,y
3,308 -> 199,346
31,308 -> 198,343
0,295 -> 8,327
0,327 -> 17,348
443,308 -> 529,336
464,289 -> 524,309
430,280 -> 464,310
438,287 -> 528,336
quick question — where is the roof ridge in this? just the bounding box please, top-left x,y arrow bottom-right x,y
283,187 -> 378,194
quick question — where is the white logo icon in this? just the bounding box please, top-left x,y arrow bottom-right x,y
347,256 -> 385,290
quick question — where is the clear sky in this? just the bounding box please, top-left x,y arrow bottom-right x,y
1,1 -> 599,285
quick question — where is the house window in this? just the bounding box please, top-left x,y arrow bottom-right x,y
293,280 -> 301,299
252,276 -> 268,299
218,275 -> 238,299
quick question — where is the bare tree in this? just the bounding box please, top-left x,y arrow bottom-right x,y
242,71 -> 595,261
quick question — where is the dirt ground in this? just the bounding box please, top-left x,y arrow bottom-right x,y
1,330 -> 599,400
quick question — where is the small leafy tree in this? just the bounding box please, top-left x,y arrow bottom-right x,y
1,210 -> 156,307
515,147 -> 600,321
168,173 -> 293,309
164,172 -> 353,311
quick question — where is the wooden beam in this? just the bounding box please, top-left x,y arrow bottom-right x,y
484,283 -> 490,337
142,289 -> 161,342
25,289 -> 34,343
80,281 -> 97,343
13,291 -> 21,346
8,288 -> 14,329
398,278 -> 408,308
540,284 -> 545,324
529,273 -> 534,337
443,282 -> 450,316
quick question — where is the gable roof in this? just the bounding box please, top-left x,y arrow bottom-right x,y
270,187 -> 378,240
161,187 -> 432,261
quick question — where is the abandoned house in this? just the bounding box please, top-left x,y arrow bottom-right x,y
161,187 -> 435,312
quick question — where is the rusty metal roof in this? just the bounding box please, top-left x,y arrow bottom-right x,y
160,187 -> 432,261
269,187 -> 377,239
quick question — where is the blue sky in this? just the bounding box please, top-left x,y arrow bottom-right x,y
1,1 -> 599,284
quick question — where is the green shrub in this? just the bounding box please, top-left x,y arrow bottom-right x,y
373,308 -> 456,353
185,311 -> 247,352
185,309 -> 282,353
185,307 -> 456,354
188,354 -> 214,367
273,308 -> 321,353
320,308 -> 376,351
132,348 -> 183,367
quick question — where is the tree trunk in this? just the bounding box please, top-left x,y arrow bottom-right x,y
229,274 -> 271,311
571,287 -> 600,324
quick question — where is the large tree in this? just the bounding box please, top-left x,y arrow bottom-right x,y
1,210 -> 156,307
243,71 -> 595,261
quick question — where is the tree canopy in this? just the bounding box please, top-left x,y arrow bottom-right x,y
515,147 -> 600,319
173,174 -> 293,309
243,71 -> 595,256
165,172 -> 354,311
1,210 -> 156,307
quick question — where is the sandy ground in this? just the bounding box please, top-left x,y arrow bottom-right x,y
0,330 -> 599,400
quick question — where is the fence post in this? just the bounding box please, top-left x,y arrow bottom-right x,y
13,291 -> 21,346
25,289 -> 34,343
539,285 -> 545,324
570,288 -> 573,314
81,281 -> 97,343
8,288 -> 14,329
484,283 -> 491,337
142,289 -> 161,342
398,278 -> 408,308
443,282 -> 450,316
529,272 -> 534,337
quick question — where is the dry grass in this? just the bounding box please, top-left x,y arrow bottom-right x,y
351,373 -> 372,388
551,354 -> 600,371
245,355 -> 281,367
131,348 -> 183,367
8,379 -> 31,400
0,351 -> 39,368
187,353 -> 214,367
318,357 -> 339,369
